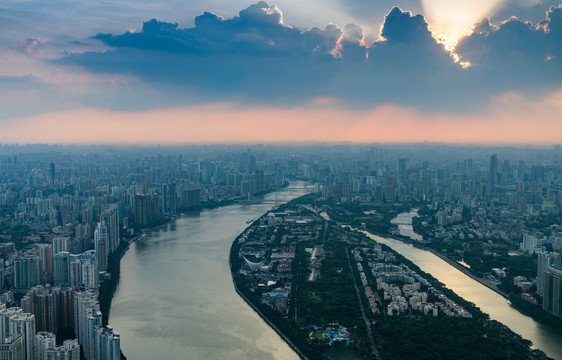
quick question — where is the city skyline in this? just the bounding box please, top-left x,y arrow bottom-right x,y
1,0 -> 561,144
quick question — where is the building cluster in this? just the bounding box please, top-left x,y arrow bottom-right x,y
0,146 -> 286,235
236,208 -> 323,314
352,244 -> 471,318
0,145 -> 297,358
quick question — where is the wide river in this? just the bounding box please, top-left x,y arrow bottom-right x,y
380,209 -> 562,360
109,182 -> 310,360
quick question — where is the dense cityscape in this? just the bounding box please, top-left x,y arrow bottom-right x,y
0,143 -> 560,359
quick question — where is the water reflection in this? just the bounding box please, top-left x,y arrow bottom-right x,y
110,183 -> 311,360
371,211 -> 562,360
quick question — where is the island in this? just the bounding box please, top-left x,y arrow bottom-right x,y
230,193 -> 552,360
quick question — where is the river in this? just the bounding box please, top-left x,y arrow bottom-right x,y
376,209 -> 562,360
109,182 -> 312,360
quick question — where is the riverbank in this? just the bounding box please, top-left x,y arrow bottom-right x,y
228,209 -> 310,360
424,247 -> 509,298
103,183 -> 290,321
230,256 -> 310,360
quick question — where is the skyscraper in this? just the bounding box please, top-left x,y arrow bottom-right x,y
14,253 -> 40,290
54,252 -> 70,287
69,251 -> 98,289
489,154 -> 498,187
74,290 -> 101,360
537,252 -> 561,295
542,265 -> 562,318
95,326 -> 120,360
20,286 -> 56,334
5,309 -> 36,360
101,205 -> 120,253
94,221 -> 108,273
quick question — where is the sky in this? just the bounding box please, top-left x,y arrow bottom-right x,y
1,0 -> 561,144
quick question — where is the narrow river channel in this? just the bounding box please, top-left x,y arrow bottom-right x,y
370,210 -> 562,360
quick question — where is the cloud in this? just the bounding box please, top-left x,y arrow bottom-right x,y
455,5 -> 562,94
36,2 -> 562,113
17,38 -> 45,55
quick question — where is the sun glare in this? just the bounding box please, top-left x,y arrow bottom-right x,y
421,0 -> 504,47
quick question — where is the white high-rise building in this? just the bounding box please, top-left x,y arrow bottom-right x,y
537,252 -> 561,295
44,339 -> 80,360
6,309 -> 35,360
36,332 -> 56,360
95,326 -> 120,360
74,290 -> 101,360
0,334 -> 25,360
94,222 -> 108,272
69,251 -> 98,289
101,204 -> 120,253
520,234 -> 539,254
52,237 -> 70,257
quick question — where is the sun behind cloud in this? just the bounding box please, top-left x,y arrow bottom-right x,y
421,0 -> 505,48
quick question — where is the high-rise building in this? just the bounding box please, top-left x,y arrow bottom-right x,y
94,222 -> 108,273
54,286 -> 74,335
489,154 -> 498,187
52,237 -> 70,256
0,334 -> 25,360
100,205 -> 120,253
53,252 -> 70,287
94,326 -> 120,360
520,234 -> 539,254
398,158 -> 408,180
14,253 -> 40,290
542,265 -> 562,318
74,290 -> 101,360
35,332 -> 56,360
69,251 -> 98,289
20,286 -> 56,334
537,252 -> 561,295
35,244 -> 53,285
6,309 -> 36,360
44,339 -> 79,360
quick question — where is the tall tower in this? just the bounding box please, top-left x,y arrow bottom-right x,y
489,154 -> 498,187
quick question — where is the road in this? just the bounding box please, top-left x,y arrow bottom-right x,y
346,248 -> 382,360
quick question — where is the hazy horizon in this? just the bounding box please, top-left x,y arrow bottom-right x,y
1,0 -> 562,143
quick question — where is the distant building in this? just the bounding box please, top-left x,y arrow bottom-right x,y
520,234 -> 539,254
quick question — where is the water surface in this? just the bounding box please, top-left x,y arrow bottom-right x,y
110,183 -> 310,360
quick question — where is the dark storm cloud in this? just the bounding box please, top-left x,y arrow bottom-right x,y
58,2 -> 562,111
